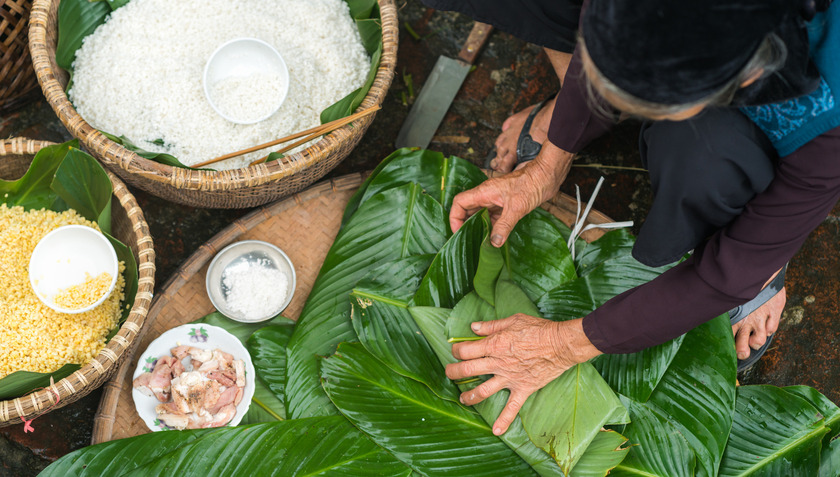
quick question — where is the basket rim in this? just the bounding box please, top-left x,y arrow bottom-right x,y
27,0 -> 399,191
0,137 -> 156,427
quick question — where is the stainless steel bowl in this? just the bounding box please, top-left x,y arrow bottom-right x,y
205,240 -> 296,322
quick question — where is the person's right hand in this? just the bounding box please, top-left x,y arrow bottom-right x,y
450,142 -> 574,247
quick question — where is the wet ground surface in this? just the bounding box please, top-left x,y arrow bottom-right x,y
1,1 -> 838,474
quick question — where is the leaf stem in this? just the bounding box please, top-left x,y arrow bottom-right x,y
252,397 -> 284,421
448,336 -> 482,343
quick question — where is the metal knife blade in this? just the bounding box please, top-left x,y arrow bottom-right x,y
395,56 -> 471,149
395,22 -> 493,149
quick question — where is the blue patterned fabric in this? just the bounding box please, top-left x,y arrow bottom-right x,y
742,2 -> 840,156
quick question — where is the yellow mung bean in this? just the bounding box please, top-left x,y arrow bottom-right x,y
0,204 -> 126,379
54,272 -> 114,310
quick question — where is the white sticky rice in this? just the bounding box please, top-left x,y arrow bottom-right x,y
209,72 -> 287,124
69,0 -> 370,170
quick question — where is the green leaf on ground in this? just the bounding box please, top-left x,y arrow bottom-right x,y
719,385 -> 829,477
322,342 -> 535,476
286,184 -> 448,419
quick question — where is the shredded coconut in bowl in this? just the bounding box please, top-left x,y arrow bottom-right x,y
69,0 -> 370,170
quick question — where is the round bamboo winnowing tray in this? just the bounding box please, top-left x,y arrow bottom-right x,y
91,170 -> 614,444
28,0 -> 398,209
0,138 -> 155,428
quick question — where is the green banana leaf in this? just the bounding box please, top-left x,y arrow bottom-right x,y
412,212 -> 486,308
537,254 -> 674,322
322,342 -> 536,476
718,385 -> 829,476
319,0 -> 383,123
610,398 -> 696,477
341,148 -> 411,225
342,149 -> 488,224
538,249 -> 683,403
41,417 -> 410,476
629,315 -> 736,477
573,229 -> 636,275
570,430 -> 630,477
194,312 -> 293,422
494,279 -> 543,319
820,437 -> 840,477
351,299 -> 461,402
504,208 -> 577,303
520,364 -> 629,474
56,0 -> 109,71
446,291 -> 496,342
286,184 -> 448,419
350,255 -> 461,402
0,142 -> 138,400
0,140 -> 67,209
411,275 -> 622,476
102,133 -> 198,170
474,232 -> 505,306
408,304 -> 567,477
409,307 -> 458,367
40,428 -> 216,476
353,255 -> 434,303
51,147 -> 111,229
785,385 -> 840,443
491,275 -> 628,476
246,325 -> 295,416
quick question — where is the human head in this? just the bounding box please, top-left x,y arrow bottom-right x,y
579,0 -> 793,120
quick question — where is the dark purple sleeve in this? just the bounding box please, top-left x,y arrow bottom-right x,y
546,46 -> 617,153
582,126 -> 840,354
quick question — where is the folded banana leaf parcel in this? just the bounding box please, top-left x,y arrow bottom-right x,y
43,149 -> 840,477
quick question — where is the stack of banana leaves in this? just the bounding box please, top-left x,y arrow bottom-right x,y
43,149 -> 840,476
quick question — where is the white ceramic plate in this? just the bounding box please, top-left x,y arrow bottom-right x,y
132,324 -> 256,431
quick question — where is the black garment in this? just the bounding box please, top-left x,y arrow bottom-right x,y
419,0 -> 583,53
423,0 -> 831,106
633,109 -> 778,267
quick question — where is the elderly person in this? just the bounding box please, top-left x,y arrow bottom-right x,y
422,0 -> 840,436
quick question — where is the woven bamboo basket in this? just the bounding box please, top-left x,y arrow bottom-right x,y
91,170 -> 614,443
1,0 -> 40,112
28,0 -> 398,209
0,138 -> 156,428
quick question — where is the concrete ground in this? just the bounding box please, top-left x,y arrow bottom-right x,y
1,1 -> 838,474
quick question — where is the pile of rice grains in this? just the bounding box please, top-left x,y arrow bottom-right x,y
69,0 -> 371,169
0,204 -> 126,380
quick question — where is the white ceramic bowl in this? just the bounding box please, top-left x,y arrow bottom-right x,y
28,224 -> 119,314
206,240 -> 296,323
203,37 -> 290,124
131,324 -> 256,431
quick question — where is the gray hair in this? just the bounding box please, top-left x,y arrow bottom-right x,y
580,33 -> 789,119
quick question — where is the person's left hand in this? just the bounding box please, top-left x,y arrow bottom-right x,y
445,315 -> 601,435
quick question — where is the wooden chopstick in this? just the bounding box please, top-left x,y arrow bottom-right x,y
193,105 -> 381,169
248,109 -> 378,166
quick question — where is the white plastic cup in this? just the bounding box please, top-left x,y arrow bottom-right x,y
28,225 -> 119,314
203,38 -> 290,124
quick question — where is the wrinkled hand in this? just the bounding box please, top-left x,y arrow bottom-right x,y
732,286 -> 786,360
450,143 -> 574,246
445,314 -> 600,435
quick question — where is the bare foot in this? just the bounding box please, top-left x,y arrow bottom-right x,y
490,96 -> 557,173
732,287 -> 786,360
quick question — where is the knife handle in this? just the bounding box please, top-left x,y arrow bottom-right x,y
457,22 -> 493,65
